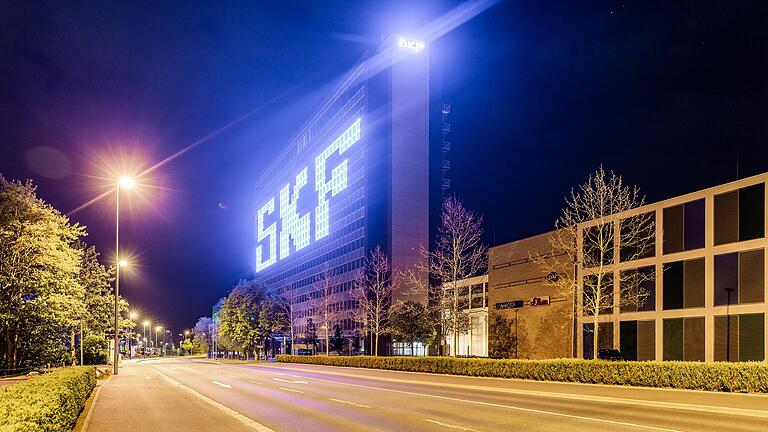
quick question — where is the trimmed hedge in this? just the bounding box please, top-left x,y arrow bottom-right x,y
0,366 -> 97,432
276,355 -> 768,393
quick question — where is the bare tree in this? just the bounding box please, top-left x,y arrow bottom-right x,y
418,196 -> 487,357
353,245 -> 392,356
312,264 -> 342,356
536,166 -> 654,360
274,292 -> 299,355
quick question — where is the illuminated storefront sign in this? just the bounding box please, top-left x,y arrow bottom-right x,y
256,118 -> 362,272
398,37 -> 425,52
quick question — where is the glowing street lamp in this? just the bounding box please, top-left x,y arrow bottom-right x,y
113,175 -> 136,374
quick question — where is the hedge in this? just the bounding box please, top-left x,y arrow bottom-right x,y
276,355 -> 768,393
0,366 -> 97,432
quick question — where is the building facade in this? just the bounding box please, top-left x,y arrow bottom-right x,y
576,174 -> 766,362
443,275 -> 489,357
488,232 -> 574,359
252,37 -> 430,352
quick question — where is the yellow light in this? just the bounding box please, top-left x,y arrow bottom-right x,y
118,176 -> 136,189
143,321 -> 149,326
130,312 -> 137,320
119,260 -> 129,268
156,326 -> 162,331
184,330 -> 190,336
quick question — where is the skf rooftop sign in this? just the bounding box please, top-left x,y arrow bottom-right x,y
256,118 -> 362,272
398,37 -> 425,52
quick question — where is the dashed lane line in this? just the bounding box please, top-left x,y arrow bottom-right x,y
283,373 -> 683,432
424,419 -> 480,431
328,398 -> 372,409
212,381 -> 232,389
278,387 -> 305,394
150,367 -> 274,432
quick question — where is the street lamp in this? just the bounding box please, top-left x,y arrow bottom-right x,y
113,175 -> 135,375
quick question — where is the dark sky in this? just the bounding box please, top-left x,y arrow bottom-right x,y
1,1 -> 766,332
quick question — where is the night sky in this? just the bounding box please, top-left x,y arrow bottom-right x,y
1,1 -> 766,332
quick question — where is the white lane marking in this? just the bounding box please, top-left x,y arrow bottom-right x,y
150,367 -> 274,432
145,376 -> 151,380
229,375 -> 241,379
424,419 -> 479,431
212,381 -> 232,389
278,387 -> 304,394
171,366 -> 177,370
272,377 -> 306,384
293,375 -> 682,432
249,380 -> 262,385
328,398 -> 372,409
266,365 -> 768,420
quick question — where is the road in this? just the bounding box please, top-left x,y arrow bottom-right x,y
85,357 -> 768,432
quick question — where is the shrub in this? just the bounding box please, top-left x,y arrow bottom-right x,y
0,366 -> 97,432
276,355 -> 768,393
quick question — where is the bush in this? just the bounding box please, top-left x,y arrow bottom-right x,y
276,355 -> 768,393
0,366 -> 97,432
82,334 -> 109,365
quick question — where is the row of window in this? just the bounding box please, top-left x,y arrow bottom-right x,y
264,218 -> 366,286
582,182 -> 765,267
582,248 -> 764,313
583,313 -> 765,361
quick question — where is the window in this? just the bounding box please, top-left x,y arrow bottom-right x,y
583,223 -> 614,267
620,266 -> 655,313
583,273 -> 613,315
715,183 -> 765,245
714,314 -> 765,362
663,317 -> 704,361
663,258 -> 704,310
620,320 -> 655,361
715,249 -> 765,306
583,322 -> 613,359
620,212 -> 655,262
663,199 -> 705,254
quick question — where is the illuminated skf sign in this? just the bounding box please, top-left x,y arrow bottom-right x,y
256,118 -> 362,272
398,37 -> 425,52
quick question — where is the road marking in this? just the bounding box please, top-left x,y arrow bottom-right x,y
264,365 -> 768,419
145,376 -> 151,380
424,419 -> 479,431
170,366 -> 177,370
229,375 -> 241,379
150,367 -> 274,432
291,374 -> 682,431
212,381 -> 232,389
249,380 -> 262,385
328,398 -> 371,409
272,377 -> 306,384
278,387 -> 304,394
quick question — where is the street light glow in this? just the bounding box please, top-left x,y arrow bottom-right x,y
119,260 -> 129,267
130,312 -> 137,320
118,176 -> 136,189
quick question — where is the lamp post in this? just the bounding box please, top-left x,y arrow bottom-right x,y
113,176 -> 134,375
155,326 -> 162,356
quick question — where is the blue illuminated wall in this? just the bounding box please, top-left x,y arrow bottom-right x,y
253,37 -> 430,342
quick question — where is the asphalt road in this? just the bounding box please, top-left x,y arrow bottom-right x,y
85,357 -> 768,432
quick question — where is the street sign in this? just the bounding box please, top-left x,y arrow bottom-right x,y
495,300 -> 524,310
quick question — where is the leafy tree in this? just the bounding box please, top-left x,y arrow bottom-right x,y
0,176 -> 86,369
312,264 -> 342,356
218,280 -> 271,360
389,301 -> 436,356
305,318 -> 318,354
488,313 -> 517,359
82,334 -> 109,365
329,324 -> 344,354
76,242 -> 114,337
192,316 -> 212,354
181,338 -> 193,355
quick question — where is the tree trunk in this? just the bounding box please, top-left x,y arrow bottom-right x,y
70,331 -> 76,365
593,315 -> 599,361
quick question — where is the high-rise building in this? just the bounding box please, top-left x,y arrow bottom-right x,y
253,36 -> 430,353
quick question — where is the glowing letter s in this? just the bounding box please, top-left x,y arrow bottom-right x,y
256,198 -> 276,272
279,168 -> 310,259
315,118 -> 361,240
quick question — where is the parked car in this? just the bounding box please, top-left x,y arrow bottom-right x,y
597,348 -> 624,361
